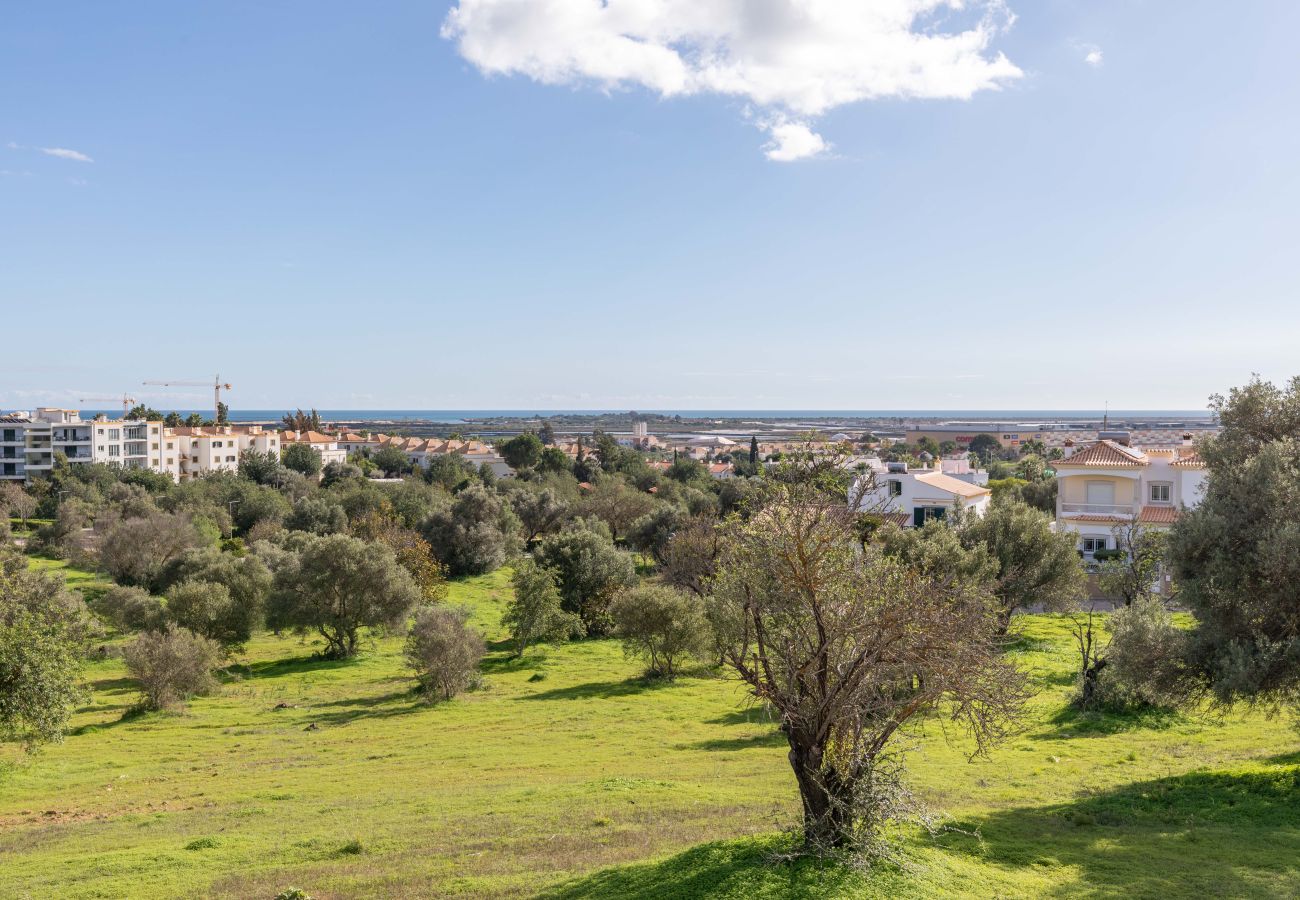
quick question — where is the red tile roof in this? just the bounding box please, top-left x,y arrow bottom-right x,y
1139,505 -> 1181,525
1171,452 -> 1205,468
1056,440 -> 1148,468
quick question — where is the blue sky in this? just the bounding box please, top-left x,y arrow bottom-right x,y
2,1 -> 1298,412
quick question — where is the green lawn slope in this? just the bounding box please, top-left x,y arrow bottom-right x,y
2,567 -> 1298,899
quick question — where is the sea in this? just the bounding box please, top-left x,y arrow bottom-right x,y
77,409 -> 1213,424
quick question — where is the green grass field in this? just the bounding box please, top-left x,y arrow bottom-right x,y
2,566 -> 1298,898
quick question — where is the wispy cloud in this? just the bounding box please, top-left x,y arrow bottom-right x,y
442,0 -> 1022,160
41,147 -> 93,163
1074,42 -> 1104,67
762,120 -> 830,163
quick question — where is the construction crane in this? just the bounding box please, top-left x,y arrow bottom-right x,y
142,375 -> 232,421
79,394 -> 137,418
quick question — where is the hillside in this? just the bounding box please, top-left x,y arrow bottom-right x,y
2,567 -> 1298,899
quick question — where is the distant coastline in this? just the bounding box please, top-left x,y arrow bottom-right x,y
70,408 -> 1213,425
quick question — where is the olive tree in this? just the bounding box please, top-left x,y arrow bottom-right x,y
99,510 -> 202,590
422,484 -> 521,576
533,519 -> 636,636
123,624 -> 221,711
710,484 -> 1025,855
0,552 -> 88,748
406,605 -> 485,701
268,533 -> 420,658
960,498 -> 1085,631
610,584 -> 710,678
504,559 -> 582,657
1169,375 -> 1300,707
281,443 -> 323,477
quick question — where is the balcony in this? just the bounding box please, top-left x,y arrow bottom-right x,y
1060,503 -> 1137,518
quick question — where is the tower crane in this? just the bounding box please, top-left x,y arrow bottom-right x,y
142,375 -> 232,421
78,394 -> 137,418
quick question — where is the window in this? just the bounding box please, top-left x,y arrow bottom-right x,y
166,442 -> 174,450
107,445 -> 120,457
1085,481 -> 1116,507
107,429 -> 120,440
1081,536 -> 1107,555
888,480 -> 902,497
1150,483 -> 1171,503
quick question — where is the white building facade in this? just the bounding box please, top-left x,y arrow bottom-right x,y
1053,438 -> 1206,559
852,463 -> 992,527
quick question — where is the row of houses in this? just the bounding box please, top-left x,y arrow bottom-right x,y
0,408 -> 510,483
850,433 -> 1207,560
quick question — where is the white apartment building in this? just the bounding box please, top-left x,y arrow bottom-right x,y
1,408 -> 165,481
170,425 -> 281,480
1053,438 -> 1206,559
852,462 -> 992,527
279,430 -> 347,469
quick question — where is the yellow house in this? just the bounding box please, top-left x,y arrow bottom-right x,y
1053,439 -> 1206,558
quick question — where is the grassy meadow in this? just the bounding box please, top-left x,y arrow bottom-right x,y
2,564 -> 1299,898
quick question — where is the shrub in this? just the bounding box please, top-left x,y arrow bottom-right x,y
533,520 -> 636,636
1095,598 -> 1191,709
281,443 -> 322,477
99,510 -> 202,590
609,584 -> 711,678
504,560 -> 583,656
422,484 -> 521,576
0,551 -> 88,748
123,624 -> 221,710
157,547 -> 271,646
94,585 -> 165,632
405,605 -> 485,701
165,580 -> 250,653
284,496 -> 348,535
267,533 -> 420,658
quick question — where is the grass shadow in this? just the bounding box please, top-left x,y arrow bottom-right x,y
241,654 -> 358,681
521,677 -> 680,702
304,689 -> 423,726
89,675 -> 137,694
1035,703 -> 1185,740
939,764 -> 1300,897
689,732 -> 786,752
536,833 -> 869,900
70,705 -> 148,736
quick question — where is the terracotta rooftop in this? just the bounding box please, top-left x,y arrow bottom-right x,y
1056,440 -> 1149,468
1138,505 -> 1181,525
913,471 -> 992,498
1171,451 -> 1205,468
279,430 -> 337,444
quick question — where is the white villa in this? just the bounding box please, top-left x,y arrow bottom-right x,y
1053,437 -> 1206,559
852,462 -> 992,527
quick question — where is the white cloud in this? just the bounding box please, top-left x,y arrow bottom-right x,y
442,0 -> 1023,159
1084,48 -> 1103,67
41,147 -> 93,163
762,120 -> 828,162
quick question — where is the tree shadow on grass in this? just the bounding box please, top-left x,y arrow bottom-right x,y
480,651 -> 534,674
689,732 -> 787,752
303,689 -> 424,726
240,654 -> 358,681
939,765 -> 1300,898
536,834 -> 868,900
1034,703 -> 1185,741
521,677 -> 680,702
